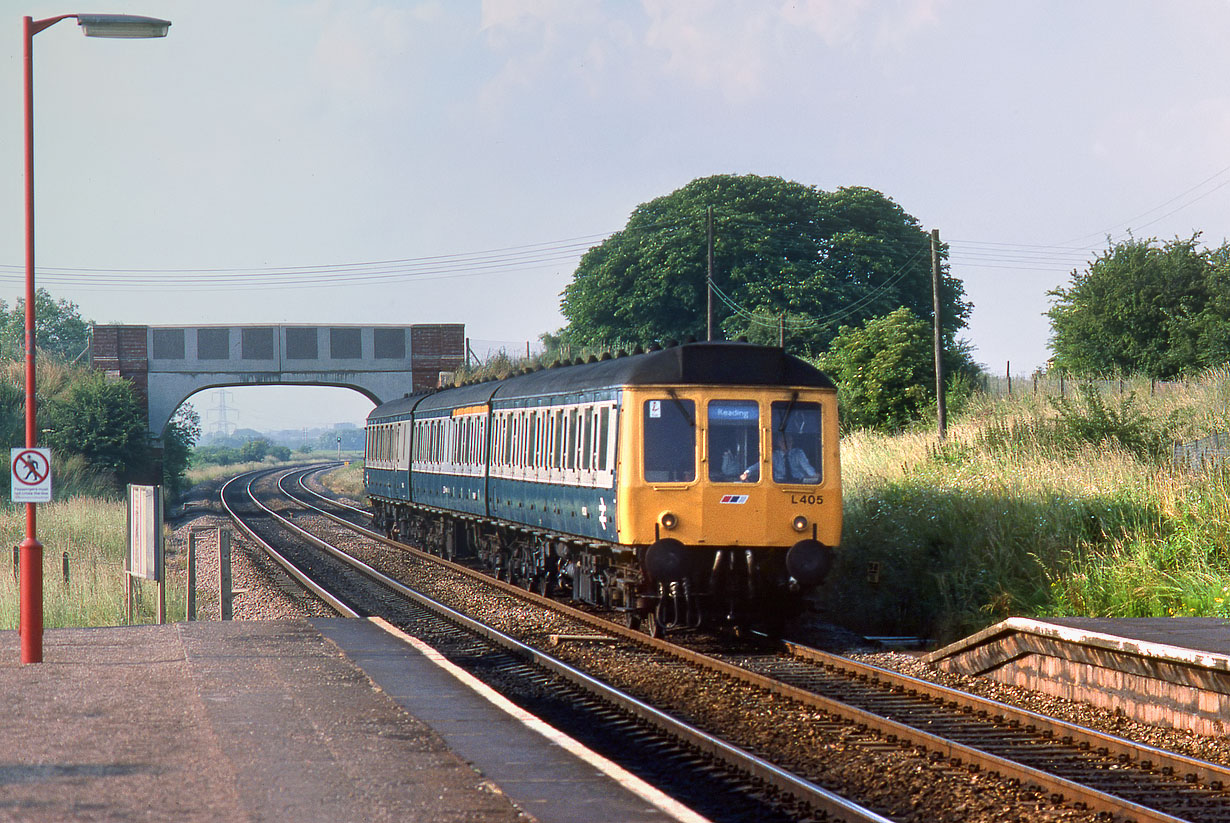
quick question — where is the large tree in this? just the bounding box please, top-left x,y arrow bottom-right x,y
0,288 -> 90,362
1047,236 -> 1221,378
558,175 -> 971,355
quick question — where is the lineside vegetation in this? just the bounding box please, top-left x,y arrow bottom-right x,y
0,498 -> 183,629
0,456 -> 357,630
825,368 -> 1230,643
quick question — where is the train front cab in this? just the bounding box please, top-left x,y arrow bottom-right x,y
617,383 -> 841,632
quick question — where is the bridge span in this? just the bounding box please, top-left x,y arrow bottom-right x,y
91,323 -> 465,438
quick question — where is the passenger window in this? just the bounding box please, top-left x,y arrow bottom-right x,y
708,400 -> 760,482
567,409 -> 578,470
552,410 -> 563,469
504,415 -> 513,467
597,407 -> 610,471
532,412 -> 542,469
643,398 -> 695,483
582,409 -> 593,471
771,401 -> 822,485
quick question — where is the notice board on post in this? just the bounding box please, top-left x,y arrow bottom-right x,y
127,485 -> 163,582
10,448 -> 51,503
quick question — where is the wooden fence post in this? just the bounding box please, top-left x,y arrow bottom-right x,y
124,547 -> 132,625
187,530 -> 198,621
219,528 -> 233,621
157,539 -> 166,626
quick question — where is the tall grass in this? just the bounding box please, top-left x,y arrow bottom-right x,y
821,370 -> 1230,643
321,461 -> 365,501
184,451 -> 365,489
0,497 -> 182,629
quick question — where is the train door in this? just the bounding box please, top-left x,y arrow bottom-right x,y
701,397 -> 771,545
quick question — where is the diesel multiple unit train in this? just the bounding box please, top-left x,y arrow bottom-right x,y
364,341 -> 841,634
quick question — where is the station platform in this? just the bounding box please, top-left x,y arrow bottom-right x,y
0,618 -> 702,823
923,616 -> 1230,736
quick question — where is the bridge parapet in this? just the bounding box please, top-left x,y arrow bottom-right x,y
91,323 -> 464,437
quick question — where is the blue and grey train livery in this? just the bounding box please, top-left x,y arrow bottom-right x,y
365,341 -> 841,635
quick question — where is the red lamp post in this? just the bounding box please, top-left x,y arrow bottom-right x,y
21,13 -> 170,664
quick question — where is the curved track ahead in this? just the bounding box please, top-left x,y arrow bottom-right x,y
233,464 -> 1230,823
222,465 -> 892,823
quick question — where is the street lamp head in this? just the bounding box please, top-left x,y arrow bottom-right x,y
75,14 -> 170,38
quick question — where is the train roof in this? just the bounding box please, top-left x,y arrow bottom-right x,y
367,342 -> 833,423
412,380 -> 500,414
364,393 -> 422,420
491,341 -> 833,400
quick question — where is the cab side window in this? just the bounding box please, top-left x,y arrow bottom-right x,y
770,402 -> 822,484
643,399 -> 695,483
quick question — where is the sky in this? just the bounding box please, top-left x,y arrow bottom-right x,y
3,1 -> 1230,432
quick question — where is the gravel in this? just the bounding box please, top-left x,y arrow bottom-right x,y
175,470 -> 1230,822
167,477 -> 335,622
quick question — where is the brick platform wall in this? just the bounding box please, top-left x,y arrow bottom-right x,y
984,654 -> 1230,737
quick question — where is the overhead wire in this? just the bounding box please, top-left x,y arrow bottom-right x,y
944,160 -> 1230,273
1056,160 -> 1230,246
0,237 -> 606,290
3,163 -> 1228,299
0,215 -> 698,292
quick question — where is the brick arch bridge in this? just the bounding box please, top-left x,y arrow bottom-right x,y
91,323 -> 465,440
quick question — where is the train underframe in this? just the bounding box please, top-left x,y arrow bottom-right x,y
371,497 -> 816,637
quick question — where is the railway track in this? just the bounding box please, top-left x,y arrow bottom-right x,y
222,466 -> 891,823
234,464 -> 1230,822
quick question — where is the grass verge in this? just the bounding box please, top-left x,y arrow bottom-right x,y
0,497 -> 183,629
817,372 -> 1230,643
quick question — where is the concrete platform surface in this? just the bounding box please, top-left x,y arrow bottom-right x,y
0,619 -> 697,823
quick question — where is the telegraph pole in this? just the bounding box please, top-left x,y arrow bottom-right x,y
707,205 -> 715,341
931,229 -> 947,441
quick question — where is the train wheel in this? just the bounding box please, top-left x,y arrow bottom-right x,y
624,611 -> 641,631
644,611 -> 664,640
536,574 -> 554,597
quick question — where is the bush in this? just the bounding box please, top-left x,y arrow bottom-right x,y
818,308 -> 935,431
1051,383 -> 1176,463
192,446 -> 238,466
816,308 -> 978,432
41,371 -> 150,483
240,439 -> 270,462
